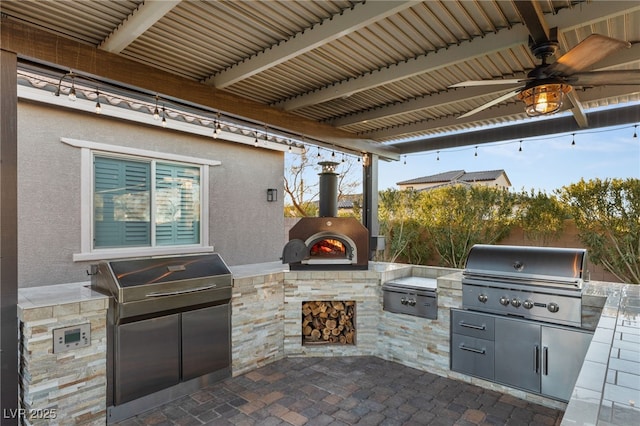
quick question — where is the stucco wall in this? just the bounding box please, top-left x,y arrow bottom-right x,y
17,101 -> 284,287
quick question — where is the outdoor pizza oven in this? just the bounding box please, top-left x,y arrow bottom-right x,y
282,161 -> 369,270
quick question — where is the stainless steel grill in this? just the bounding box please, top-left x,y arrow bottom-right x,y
461,244 -> 588,327
453,244 -> 592,402
92,253 -> 232,423
95,253 -> 233,319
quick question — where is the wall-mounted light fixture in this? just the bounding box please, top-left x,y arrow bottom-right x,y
267,188 -> 278,202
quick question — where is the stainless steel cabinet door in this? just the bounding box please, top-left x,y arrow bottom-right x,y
182,304 -> 231,381
495,318 -> 541,393
541,326 -> 592,401
115,314 -> 181,404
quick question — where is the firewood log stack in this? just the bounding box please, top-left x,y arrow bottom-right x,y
302,300 -> 355,344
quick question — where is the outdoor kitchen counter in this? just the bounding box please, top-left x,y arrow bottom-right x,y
562,280 -> 640,426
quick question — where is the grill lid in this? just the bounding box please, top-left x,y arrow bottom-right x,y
463,244 -> 587,286
110,253 -> 231,287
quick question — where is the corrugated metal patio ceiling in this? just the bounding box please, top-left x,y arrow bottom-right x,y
1,0 -> 638,158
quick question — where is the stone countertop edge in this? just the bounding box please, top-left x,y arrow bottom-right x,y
227,261 -> 413,279
17,281 -> 108,311
561,280 -> 639,426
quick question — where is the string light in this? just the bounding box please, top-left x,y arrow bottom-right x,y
68,75 -> 77,101
571,133 -> 575,146
254,132 -> 259,147
153,95 -> 160,120
213,112 -> 221,138
403,155 -> 407,165
25,69 -> 326,157
34,69 -> 635,165
94,89 -> 102,114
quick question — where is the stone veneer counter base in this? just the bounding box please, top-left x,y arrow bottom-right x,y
17,262 -> 638,425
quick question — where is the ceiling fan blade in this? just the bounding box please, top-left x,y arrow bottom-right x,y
547,34 -> 631,76
450,79 -> 523,88
568,70 -> 640,86
458,90 -> 520,119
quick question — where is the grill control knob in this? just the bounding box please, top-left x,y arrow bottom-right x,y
523,300 -> 534,309
548,302 -> 560,313
478,294 -> 488,303
511,298 -> 521,308
499,296 -> 510,306
408,298 -> 417,306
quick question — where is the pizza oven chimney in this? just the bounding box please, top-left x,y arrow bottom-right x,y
318,161 -> 338,217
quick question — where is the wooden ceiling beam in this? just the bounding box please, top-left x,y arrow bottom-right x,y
0,18 -> 399,160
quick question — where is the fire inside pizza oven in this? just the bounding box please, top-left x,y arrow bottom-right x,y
310,237 -> 347,258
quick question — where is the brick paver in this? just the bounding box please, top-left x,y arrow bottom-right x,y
113,357 -> 564,425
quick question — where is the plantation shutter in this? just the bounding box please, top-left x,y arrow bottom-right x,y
94,156 -> 151,248
155,163 -> 200,245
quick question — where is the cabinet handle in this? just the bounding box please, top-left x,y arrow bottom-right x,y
543,346 -> 549,376
459,343 -> 486,355
459,321 -> 486,331
534,345 -> 540,373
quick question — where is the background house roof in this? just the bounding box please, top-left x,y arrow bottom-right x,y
397,169 -> 510,186
1,0 -> 638,159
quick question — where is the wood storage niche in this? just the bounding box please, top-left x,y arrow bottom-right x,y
302,301 -> 355,345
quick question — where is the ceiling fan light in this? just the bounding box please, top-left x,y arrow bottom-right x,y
518,83 -> 570,117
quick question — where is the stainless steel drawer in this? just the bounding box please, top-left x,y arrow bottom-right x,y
451,333 -> 495,380
451,309 -> 495,340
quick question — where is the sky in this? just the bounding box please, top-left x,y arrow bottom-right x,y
285,111 -> 639,203
378,121 -> 639,194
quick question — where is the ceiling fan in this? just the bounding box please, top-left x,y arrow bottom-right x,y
451,33 -> 640,118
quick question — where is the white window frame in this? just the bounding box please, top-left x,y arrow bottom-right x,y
62,137 -> 220,261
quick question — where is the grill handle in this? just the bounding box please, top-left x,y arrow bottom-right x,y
458,344 -> 486,355
146,284 -> 217,297
458,321 -> 486,331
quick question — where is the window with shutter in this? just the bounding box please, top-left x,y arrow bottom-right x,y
93,156 -> 201,249
94,156 -> 151,248
155,163 -> 200,246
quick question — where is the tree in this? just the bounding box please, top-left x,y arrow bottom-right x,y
283,150 -> 360,217
558,178 -> 640,284
378,189 -> 431,263
516,189 -> 568,245
416,185 -> 517,268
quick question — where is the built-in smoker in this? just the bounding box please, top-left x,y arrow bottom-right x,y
451,244 -> 593,402
92,253 -> 232,423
